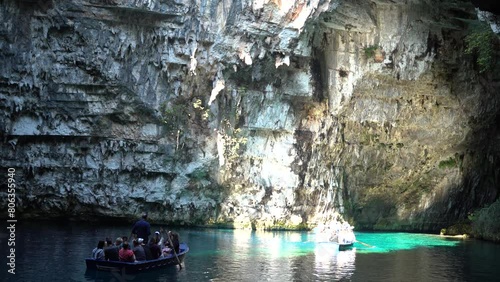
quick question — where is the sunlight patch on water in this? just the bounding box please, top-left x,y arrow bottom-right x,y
186,230 -> 462,259
353,232 -> 462,253
254,232 -> 463,257
253,232 -> 463,257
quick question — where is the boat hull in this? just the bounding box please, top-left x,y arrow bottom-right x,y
338,242 -> 354,250
85,243 -> 189,273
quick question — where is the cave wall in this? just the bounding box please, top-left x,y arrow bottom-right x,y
1,0 -> 499,232
307,0 -> 500,231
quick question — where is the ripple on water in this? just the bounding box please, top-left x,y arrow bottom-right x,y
4,223 -> 499,282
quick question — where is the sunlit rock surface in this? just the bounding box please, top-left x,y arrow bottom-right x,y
1,0 -> 499,232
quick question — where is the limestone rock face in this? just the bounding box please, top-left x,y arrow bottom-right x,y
1,0 -> 499,231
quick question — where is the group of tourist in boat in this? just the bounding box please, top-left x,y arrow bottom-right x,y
91,213 -> 180,262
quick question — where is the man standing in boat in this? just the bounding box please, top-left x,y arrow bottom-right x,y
130,213 -> 151,244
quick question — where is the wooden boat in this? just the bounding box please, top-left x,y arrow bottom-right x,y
314,229 -> 356,251
85,243 -> 189,273
338,242 -> 354,250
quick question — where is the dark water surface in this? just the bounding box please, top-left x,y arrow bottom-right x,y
1,221 -> 500,281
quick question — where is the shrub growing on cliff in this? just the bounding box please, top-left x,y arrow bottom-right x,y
465,22 -> 498,73
188,168 -> 208,181
363,45 -> 379,58
161,97 -> 210,134
438,157 -> 457,169
224,128 -> 247,165
193,98 -> 209,120
161,102 -> 188,133
218,119 -> 247,170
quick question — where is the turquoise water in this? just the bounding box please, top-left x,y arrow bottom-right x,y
352,232 -> 461,253
1,221 -> 499,281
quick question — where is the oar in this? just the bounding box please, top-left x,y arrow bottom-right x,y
167,231 -> 183,270
356,240 -> 375,248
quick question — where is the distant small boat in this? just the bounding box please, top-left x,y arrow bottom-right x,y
85,243 -> 189,273
316,240 -> 355,251
338,242 -> 354,250
314,229 -> 356,250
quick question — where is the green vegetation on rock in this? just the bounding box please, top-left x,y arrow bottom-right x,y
438,157 -> 457,169
188,168 -> 209,181
161,102 -> 189,133
363,45 -> 379,58
161,96 -> 211,134
465,21 -> 498,73
219,119 -> 248,170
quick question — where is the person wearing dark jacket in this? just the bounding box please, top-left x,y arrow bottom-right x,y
149,237 -> 161,259
140,238 -> 153,260
132,239 -> 147,261
130,213 -> 151,244
104,237 -> 122,261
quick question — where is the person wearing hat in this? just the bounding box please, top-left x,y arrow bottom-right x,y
154,230 -> 161,243
130,213 -> 151,244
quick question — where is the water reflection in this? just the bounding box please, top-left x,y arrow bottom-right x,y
3,222 -> 500,282
314,243 -> 356,280
211,230 -> 298,282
